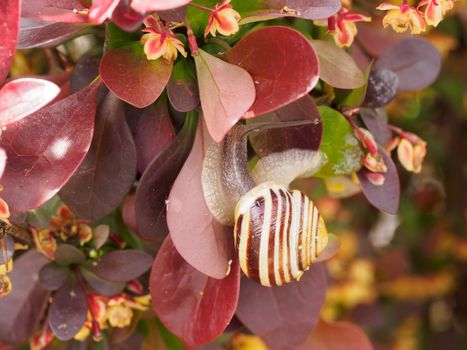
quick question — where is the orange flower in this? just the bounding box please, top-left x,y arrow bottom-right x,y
204,0 -> 241,38
141,16 -> 187,62
377,2 -> 426,34
418,0 -> 454,27
316,8 -> 371,47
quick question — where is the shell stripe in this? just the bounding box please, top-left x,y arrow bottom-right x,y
235,183 -> 327,287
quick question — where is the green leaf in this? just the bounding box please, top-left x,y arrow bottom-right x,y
314,106 -> 362,177
337,63 -> 372,108
106,23 -> 141,51
156,318 -> 185,350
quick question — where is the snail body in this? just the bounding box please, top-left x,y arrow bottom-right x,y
202,121 -> 333,287
235,182 -> 328,286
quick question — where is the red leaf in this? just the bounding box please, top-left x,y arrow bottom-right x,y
88,0 -> 120,24
226,26 -> 319,119
299,319 -> 373,350
131,0 -> 192,13
122,194 -> 138,233
0,148 -> 6,179
150,236 -> 240,348
111,0 -> 145,31
100,47 -> 172,108
0,80 -> 101,212
59,92 -> 137,221
135,112 -> 198,241
0,78 -> 60,127
135,101 -> 175,174
374,37 -> 441,91
21,0 -> 87,23
235,263 -> 327,349
167,123 -> 233,279
0,251 -> 49,345
0,0 -> 20,84
194,49 -> 255,142
17,19 -> 87,50
357,149 -> 400,214
249,95 -> 322,157
49,276 -> 88,341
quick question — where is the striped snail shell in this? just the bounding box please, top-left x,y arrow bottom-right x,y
202,121 -> 333,287
234,182 -> 328,286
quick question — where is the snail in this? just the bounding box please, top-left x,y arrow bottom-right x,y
202,121 -> 338,286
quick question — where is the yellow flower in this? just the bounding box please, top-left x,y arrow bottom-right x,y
233,333 -> 268,350
31,227 -> 57,260
419,0 -> 454,27
377,2 -> 426,34
204,0 -> 241,38
141,16 -> 187,62
0,274 -> 12,298
106,294 -> 150,328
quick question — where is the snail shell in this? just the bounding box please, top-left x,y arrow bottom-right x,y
234,182 -> 328,286
202,121 -> 333,287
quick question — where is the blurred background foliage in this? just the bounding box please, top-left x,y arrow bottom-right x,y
5,2 -> 467,350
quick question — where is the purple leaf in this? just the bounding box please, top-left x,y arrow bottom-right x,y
88,250 -> 153,282
17,19 -> 87,49
167,59 -> 200,112
21,0 -> 87,24
194,49 -> 255,143
0,0 -> 20,84
135,112 -> 198,241
167,123 -> 233,279
0,78 -> 60,127
71,55 -> 101,93
59,93 -> 137,221
249,95 -> 322,157
226,26 -> 319,119
80,268 -> 126,297
39,262 -> 70,291
374,37 -> 441,91
150,236 -> 240,349
235,0 -> 341,23
0,251 -> 49,345
135,101 -> 175,174
100,47 -> 172,108
54,244 -> 86,266
49,276 -> 88,341
357,149 -> 400,214
236,263 -> 327,349
0,80 -> 101,212
360,108 -> 392,146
